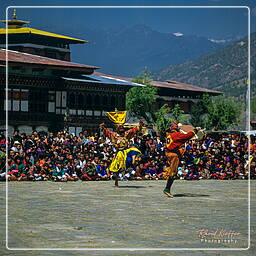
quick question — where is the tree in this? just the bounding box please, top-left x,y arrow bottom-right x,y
126,69 -> 172,134
171,104 -> 184,122
190,94 -> 212,128
155,104 -> 173,134
251,96 -> 256,119
190,94 -> 241,130
208,97 -> 241,130
127,68 -> 158,124
126,83 -> 158,124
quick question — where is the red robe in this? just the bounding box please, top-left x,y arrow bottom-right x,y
166,130 -> 195,152
163,130 -> 196,179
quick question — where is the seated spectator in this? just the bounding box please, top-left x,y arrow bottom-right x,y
51,162 -> 67,182
223,162 -> 234,179
62,162 -> 78,181
185,166 -> 199,180
135,163 -> 146,180
8,156 -> 27,181
81,162 -> 98,181
96,161 -> 109,180
145,164 -> 157,180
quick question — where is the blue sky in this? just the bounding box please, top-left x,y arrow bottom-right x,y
1,0 -> 255,39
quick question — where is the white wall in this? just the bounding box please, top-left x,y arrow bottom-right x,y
18,125 -> 33,135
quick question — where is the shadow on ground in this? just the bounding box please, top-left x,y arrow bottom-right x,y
117,185 -> 147,188
174,193 -> 210,197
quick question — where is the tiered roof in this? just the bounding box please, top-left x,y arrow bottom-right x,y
0,9 -> 86,44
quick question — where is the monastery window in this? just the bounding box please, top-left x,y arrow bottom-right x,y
69,93 -> 76,108
56,91 -> 61,107
103,96 -> 108,106
86,110 -> 93,116
0,89 -> 4,110
78,93 -> 84,107
54,91 -> 67,114
77,110 -> 84,116
59,52 -> 66,60
68,126 -> 82,137
12,89 -> 19,111
4,88 -> 29,112
29,89 -> 47,113
4,89 -> 11,111
69,109 -> 77,115
188,101 -> 194,112
94,111 -> 101,116
62,91 -> 67,108
87,95 -> 92,106
46,51 -> 57,59
94,95 -> 100,106
110,96 -> 116,108
117,95 -> 125,109
48,91 -> 55,113
20,89 -> 29,112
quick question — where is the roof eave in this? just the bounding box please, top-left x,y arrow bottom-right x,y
0,28 -> 87,44
1,60 -> 98,75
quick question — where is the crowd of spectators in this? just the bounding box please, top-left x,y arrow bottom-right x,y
0,129 -> 255,182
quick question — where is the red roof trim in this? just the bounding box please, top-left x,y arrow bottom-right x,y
94,71 -> 222,95
0,49 -> 98,72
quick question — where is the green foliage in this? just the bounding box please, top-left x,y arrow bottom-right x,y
171,104 -> 184,122
250,95 -> 256,120
251,72 -> 256,80
190,94 -> 212,128
127,69 -> 173,134
190,94 -> 241,130
208,97 -> 241,130
251,96 -> 256,114
126,83 -> 157,124
127,68 -> 158,124
155,104 -> 173,134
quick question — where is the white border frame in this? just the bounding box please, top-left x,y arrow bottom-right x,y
5,5 -> 251,251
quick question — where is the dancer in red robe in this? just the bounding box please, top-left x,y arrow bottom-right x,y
163,121 -> 202,198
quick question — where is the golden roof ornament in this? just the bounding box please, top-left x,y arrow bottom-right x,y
1,9 -> 30,29
12,9 -> 17,19
0,9 -> 86,43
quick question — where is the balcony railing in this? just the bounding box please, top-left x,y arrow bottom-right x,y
1,111 -> 63,123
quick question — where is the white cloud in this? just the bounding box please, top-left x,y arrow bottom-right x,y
173,32 -> 183,37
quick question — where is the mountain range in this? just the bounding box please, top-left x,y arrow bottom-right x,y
68,24 -> 229,77
153,33 -> 256,100
65,24 -> 253,100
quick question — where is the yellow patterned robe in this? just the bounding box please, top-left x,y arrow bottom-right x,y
102,126 -> 141,173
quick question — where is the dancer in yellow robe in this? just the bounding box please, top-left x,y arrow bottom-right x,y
100,121 -> 144,186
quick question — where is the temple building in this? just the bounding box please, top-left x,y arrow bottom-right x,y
0,9 -> 85,61
95,72 -> 222,114
0,10 -> 221,135
0,10 -> 143,135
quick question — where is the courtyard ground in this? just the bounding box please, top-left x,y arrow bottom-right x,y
0,180 -> 255,256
